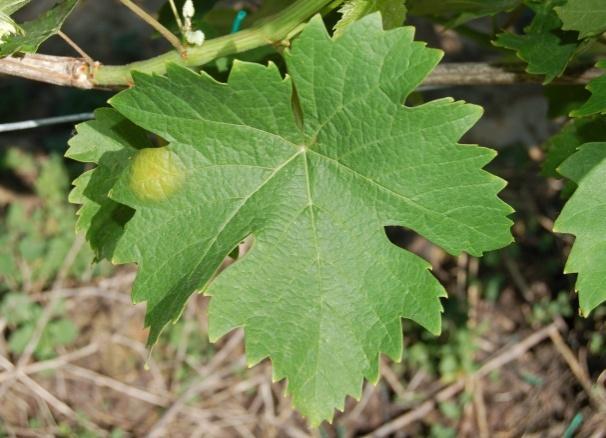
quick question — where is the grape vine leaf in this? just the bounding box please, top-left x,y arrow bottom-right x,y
571,61 -> 606,117
68,14 -> 513,424
0,0 -> 78,58
334,0 -> 406,37
555,0 -> 606,39
554,142 -> 606,315
542,117 -> 606,177
407,0 -> 521,27
493,0 -> 578,84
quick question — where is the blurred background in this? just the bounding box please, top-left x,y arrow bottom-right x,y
1,1 -> 605,436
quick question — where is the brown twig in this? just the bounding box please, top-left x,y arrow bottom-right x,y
0,53 -> 94,88
548,328 -> 606,410
0,53 -> 602,89
0,343 -> 99,384
57,31 -> 94,65
147,330 -> 245,437
117,0 -> 184,54
0,355 -> 105,435
62,364 -> 170,406
472,378 -> 490,438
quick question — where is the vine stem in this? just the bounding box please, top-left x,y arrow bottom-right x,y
95,0 -> 335,85
57,31 -> 93,65
0,55 -> 601,89
167,0 -> 183,31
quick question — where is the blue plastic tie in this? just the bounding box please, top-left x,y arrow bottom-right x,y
231,10 -> 247,33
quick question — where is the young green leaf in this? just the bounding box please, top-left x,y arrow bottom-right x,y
334,0 -> 406,37
555,0 -> 606,38
68,14 -> 513,424
493,0 -> 578,84
554,142 -> 606,315
571,61 -> 606,117
0,0 -> 78,58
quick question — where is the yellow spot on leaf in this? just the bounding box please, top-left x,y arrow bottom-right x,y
130,147 -> 184,201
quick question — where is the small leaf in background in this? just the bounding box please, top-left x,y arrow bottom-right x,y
8,323 -> 35,354
47,319 -> 78,346
0,292 -> 39,326
0,149 -> 102,291
68,14 -> 513,424
553,142 -> 606,315
493,0 -> 578,84
555,0 -> 606,38
0,0 -> 78,58
542,117 -> 606,177
407,0 -> 521,27
3,291 -> 78,360
571,61 -> 606,117
334,0 -> 406,37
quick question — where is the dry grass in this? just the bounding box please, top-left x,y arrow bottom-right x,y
1,259 -> 605,437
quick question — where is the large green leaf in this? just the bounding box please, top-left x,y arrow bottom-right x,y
334,0 -> 406,37
67,14 -> 513,424
571,61 -> 606,117
555,0 -> 606,38
554,142 -> 606,315
493,0 -> 578,84
0,0 -> 78,58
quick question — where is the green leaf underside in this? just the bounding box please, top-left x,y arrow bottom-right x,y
66,109 -> 143,260
555,0 -> 606,38
0,0 -> 78,57
68,14 -> 512,424
334,0 -> 406,37
407,0 -> 521,27
542,117 -> 606,177
554,142 -> 606,315
493,0 -> 578,84
572,61 -> 606,117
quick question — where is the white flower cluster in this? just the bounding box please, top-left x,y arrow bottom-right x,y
182,0 -> 205,46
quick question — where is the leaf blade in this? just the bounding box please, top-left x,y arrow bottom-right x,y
68,14 -> 513,424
